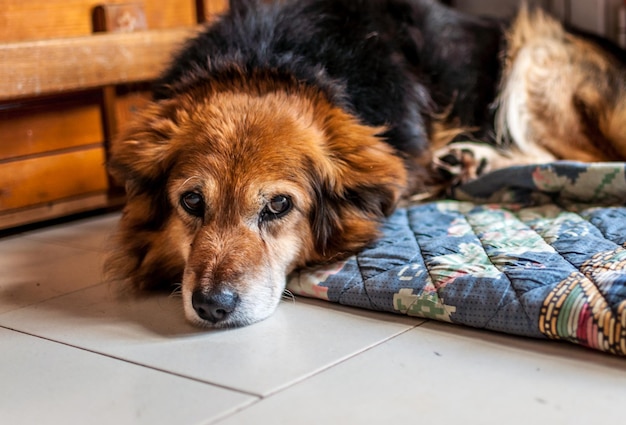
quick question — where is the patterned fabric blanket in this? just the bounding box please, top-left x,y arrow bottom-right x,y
287,162 -> 626,356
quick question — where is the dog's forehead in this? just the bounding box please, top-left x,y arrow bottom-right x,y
177,125 -> 314,180
169,130 -> 321,210
174,91 -> 326,180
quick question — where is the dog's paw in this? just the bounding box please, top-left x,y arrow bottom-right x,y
432,142 -> 495,185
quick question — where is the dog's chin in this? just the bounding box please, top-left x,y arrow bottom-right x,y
181,280 -> 286,329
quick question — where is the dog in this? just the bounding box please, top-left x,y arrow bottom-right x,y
105,0 -> 626,328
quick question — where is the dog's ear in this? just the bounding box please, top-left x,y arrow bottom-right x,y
108,99 -> 183,195
106,99 -> 186,291
308,111 -> 408,261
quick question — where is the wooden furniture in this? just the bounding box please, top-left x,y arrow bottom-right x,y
0,0 -> 228,230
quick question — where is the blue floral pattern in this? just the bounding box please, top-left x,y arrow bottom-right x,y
288,162 -> 626,356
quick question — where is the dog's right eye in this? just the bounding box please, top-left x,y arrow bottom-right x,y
180,192 -> 205,217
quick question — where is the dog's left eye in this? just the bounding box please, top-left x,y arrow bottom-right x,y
260,195 -> 292,222
180,192 -> 205,217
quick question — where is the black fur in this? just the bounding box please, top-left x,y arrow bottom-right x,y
154,0 -> 504,159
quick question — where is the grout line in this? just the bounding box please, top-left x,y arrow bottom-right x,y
208,320 -> 429,424
0,282 -> 106,318
0,226 -> 112,253
20,236 -> 110,253
0,324 -> 262,399
0,302 -> 432,425
0,315 -> 428,417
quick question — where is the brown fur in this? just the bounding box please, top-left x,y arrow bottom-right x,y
496,7 -> 626,164
435,8 -> 626,184
107,74 -> 406,326
106,6 -> 626,327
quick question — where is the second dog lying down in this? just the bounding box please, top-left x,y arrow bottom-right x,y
106,0 -> 626,328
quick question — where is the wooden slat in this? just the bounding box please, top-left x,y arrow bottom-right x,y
93,3 -> 148,34
0,193 -> 123,231
0,0 -> 196,42
0,103 -> 103,160
0,27 -> 197,100
0,147 -> 109,211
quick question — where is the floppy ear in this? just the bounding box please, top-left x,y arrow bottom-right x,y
105,99 -> 187,291
308,111 -> 408,262
108,99 -> 184,195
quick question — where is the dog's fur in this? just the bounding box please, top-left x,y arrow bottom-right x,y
106,0 -> 626,328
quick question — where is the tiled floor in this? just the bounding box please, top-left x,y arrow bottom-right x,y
1,213 -> 625,424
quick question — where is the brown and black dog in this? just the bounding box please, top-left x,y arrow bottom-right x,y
106,0 -> 626,328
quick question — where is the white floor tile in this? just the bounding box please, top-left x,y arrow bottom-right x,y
216,321 -> 626,425
5,214 -> 625,425
0,284 -> 421,396
22,212 -> 120,252
0,328 -> 255,425
0,237 -> 105,314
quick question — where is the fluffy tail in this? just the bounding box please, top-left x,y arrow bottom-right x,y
506,5 -> 566,61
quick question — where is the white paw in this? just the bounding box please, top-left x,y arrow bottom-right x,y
433,142 -> 496,185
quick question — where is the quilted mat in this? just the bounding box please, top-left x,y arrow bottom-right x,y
287,162 -> 626,356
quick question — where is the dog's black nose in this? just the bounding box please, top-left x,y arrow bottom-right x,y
192,289 -> 239,323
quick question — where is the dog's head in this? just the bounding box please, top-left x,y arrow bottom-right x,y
107,81 -> 407,327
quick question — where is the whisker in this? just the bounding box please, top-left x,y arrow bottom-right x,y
169,283 -> 183,298
178,176 -> 203,191
282,289 -> 296,303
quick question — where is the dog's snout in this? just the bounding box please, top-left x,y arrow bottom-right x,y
191,289 -> 239,323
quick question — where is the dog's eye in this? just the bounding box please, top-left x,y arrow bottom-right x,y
261,195 -> 292,222
180,192 -> 205,217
